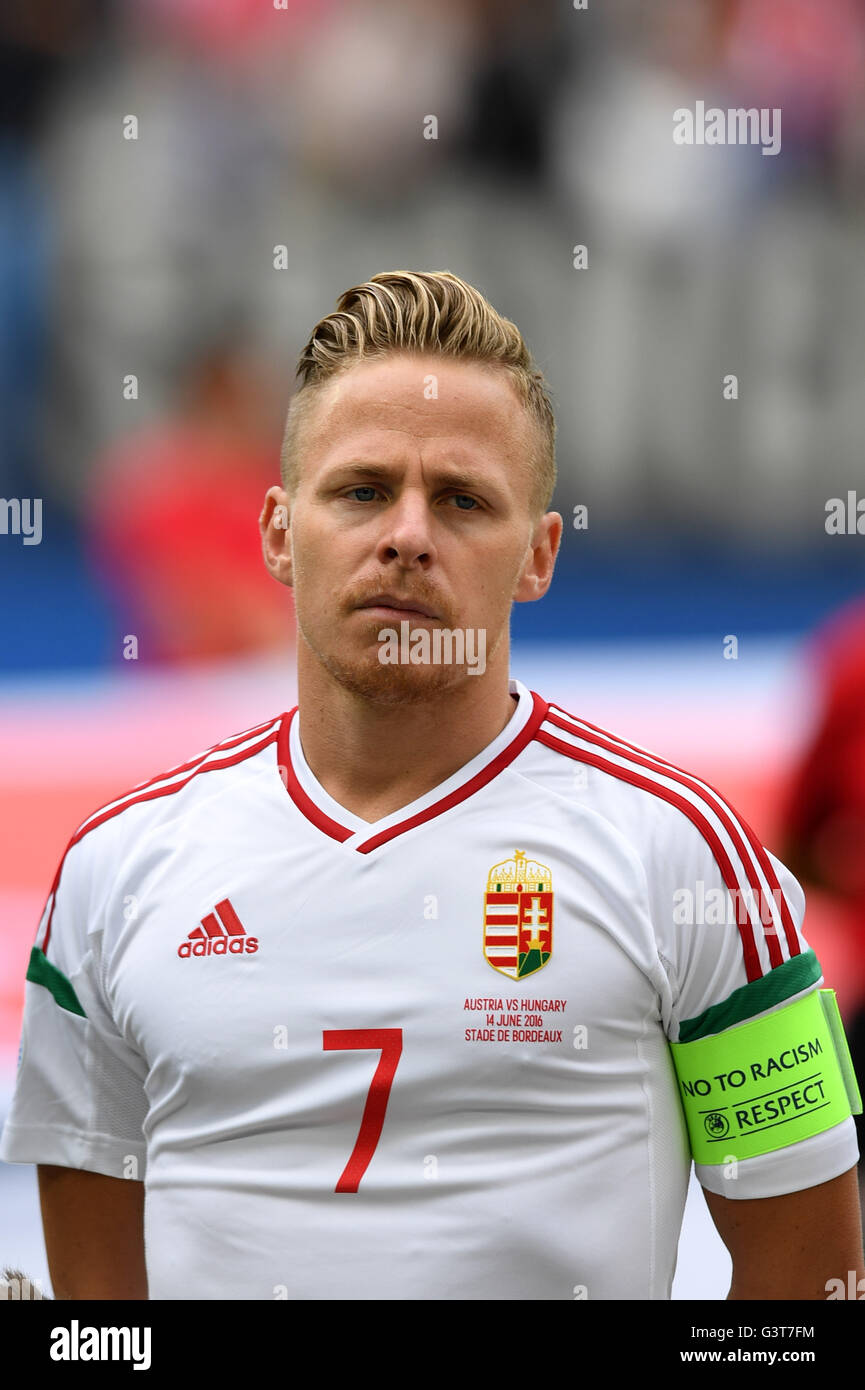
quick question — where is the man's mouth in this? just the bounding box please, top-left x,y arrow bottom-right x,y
357,594 -> 441,621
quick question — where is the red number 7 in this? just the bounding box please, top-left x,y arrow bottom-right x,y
322,1028 -> 403,1193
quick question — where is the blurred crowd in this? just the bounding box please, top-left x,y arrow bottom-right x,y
3,0 -> 865,659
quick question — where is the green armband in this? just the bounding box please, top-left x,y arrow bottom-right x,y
670,989 -> 862,1165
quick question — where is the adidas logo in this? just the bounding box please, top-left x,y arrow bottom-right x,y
178,897 -> 259,959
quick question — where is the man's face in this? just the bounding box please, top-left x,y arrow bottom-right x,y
261,353 -> 561,703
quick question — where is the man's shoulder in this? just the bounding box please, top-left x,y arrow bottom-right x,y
527,691 -> 806,982
63,712 -> 287,867
524,691 -> 735,847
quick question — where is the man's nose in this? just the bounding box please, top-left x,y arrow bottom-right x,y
375,489 -> 436,565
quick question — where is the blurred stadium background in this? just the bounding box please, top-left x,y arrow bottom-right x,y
2,0 -> 865,1299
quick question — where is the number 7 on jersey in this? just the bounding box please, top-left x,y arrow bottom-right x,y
322,1028 -> 403,1193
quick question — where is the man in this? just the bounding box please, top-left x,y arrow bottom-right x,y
2,271 -> 862,1300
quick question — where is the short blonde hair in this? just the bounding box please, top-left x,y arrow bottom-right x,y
280,270 -> 556,518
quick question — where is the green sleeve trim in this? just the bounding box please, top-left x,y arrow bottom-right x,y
26,947 -> 86,1018
678,948 -> 821,1043
821,989 -> 863,1114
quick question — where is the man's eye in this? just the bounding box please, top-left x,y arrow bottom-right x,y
449,494 -> 479,510
347,486 -> 379,502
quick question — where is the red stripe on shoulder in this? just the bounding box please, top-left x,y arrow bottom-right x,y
40,720 -> 283,954
90,715 -> 282,810
535,718 -> 772,983
547,705 -> 798,954
547,706 -> 801,964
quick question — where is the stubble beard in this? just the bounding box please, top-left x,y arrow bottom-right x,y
296,608 -> 508,707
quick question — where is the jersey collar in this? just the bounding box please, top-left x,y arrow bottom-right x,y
277,677 -> 548,853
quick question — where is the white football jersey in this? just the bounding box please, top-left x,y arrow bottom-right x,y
1,677 -> 857,1300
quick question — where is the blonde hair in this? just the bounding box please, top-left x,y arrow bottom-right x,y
280,270 -> 556,518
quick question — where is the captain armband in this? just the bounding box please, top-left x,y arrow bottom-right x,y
669,989 -> 862,1165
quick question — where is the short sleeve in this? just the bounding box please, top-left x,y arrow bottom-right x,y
0,832 -> 149,1180
647,795 -> 860,1199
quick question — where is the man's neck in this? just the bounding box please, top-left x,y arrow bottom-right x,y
295,650 -> 519,824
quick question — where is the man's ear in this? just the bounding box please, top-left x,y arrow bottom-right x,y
260,486 -> 293,589
512,511 -> 563,604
